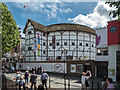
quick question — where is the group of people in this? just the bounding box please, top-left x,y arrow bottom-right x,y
31,66 -> 44,75
102,76 -> 114,90
13,67 -> 48,90
81,70 -> 114,90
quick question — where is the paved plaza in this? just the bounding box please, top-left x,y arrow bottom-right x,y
3,71 -> 120,90
5,72 -> 82,89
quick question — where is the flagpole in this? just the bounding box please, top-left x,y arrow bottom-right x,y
27,2 -> 28,19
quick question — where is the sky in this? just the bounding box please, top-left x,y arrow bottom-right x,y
4,1 -> 117,37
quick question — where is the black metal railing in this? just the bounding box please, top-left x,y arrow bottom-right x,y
2,74 -> 30,90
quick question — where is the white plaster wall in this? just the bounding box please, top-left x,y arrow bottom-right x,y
18,63 -> 67,73
108,45 -> 120,81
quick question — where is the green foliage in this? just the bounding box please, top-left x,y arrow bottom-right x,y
1,2 -> 20,56
106,1 -> 120,20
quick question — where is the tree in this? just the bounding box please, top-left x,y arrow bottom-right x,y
106,1 -> 120,19
0,2 -> 20,57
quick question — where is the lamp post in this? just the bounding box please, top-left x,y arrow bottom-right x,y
62,49 -> 68,90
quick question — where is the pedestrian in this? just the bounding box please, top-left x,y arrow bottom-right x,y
34,67 -> 37,74
85,70 -> 92,88
102,76 -> 107,90
41,70 -> 48,90
32,67 -> 35,73
18,69 -> 22,76
41,68 -> 44,74
11,65 -> 15,72
27,67 -> 29,72
30,71 -> 37,90
106,78 -> 114,89
38,66 -> 41,75
24,71 -> 29,84
81,72 -> 86,89
81,70 -> 92,89
20,77 -> 24,85
13,71 -> 21,84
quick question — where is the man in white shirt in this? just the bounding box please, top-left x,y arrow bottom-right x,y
81,70 -> 92,89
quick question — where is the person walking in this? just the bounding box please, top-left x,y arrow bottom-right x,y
32,67 -> 35,73
24,71 -> 29,85
81,72 -> 86,89
37,66 -> 41,75
41,70 -> 48,90
27,67 -> 29,72
102,76 -> 107,90
106,78 -> 114,90
30,71 -> 37,90
13,71 -> 21,84
41,68 -> 44,74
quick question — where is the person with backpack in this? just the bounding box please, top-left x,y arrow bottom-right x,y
13,71 -> 21,84
30,71 -> 37,90
41,70 -> 48,90
81,70 -> 92,89
24,71 -> 29,85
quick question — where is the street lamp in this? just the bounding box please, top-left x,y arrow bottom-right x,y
62,49 -> 68,90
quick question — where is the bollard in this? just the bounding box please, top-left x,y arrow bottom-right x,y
97,81 -> 99,90
23,83 -> 26,90
4,76 -> 7,90
92,81 -> 93,90
68,79 -> 70,90
49,74 -> 50,88
19,81 -> 21,90
64,77 -> 66,90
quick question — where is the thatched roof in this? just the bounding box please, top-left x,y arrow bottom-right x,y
23,19 -> 46,33
46,23 -> 95,34
23,19 -> 95,34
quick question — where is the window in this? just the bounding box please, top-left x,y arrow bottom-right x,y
92,44 -> 94,47
79,43 -> 82,46
72,42 -> 75,45
43,42 -> 45,46
50,43 -> 52,46
64,42 -> 67,45
28,47 -> 32,50
28,31 -> 32,34
57,42 -> 59,46
43,51 -> 45,54
86,43 -> 88,46
43,33 -> 46,36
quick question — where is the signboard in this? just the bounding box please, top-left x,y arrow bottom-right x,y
77,64 -> 83,73
109,69 -> 115,76
71,64 -> 76,73
53,63 -> 63,72
109,26 -> 117,33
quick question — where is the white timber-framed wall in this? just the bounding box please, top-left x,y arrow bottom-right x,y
24,19 -> 96,61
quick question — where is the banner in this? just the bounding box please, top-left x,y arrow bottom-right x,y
52,35 -> 56,49
34,38 -> 37,50
77,64 -> 83,73
96,34 -> 101,46
37,33 -> 40,56
71,64 -> 76,73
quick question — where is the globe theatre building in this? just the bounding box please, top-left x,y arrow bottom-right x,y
22,19 -> 99,75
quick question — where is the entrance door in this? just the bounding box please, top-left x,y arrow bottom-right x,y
97,66 -> 108,78
116,51 -> 120,81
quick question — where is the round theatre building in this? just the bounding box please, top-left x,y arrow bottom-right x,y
22,19 -> 96,75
